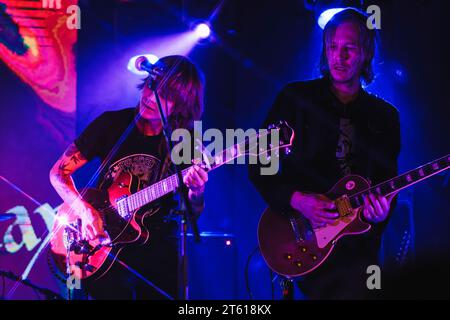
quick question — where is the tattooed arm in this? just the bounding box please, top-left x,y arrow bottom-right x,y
49,143 -> 108,241
49,143 -> 88,205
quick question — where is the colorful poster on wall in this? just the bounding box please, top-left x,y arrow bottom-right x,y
0,0 -> 78,299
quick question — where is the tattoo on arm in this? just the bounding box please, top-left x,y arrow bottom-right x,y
50,143 -> 88,203
58,144 -> 87,173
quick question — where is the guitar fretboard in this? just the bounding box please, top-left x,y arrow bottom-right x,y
123,132 -> 265,212
350,154 -> 450,208
124,167 -> 188,212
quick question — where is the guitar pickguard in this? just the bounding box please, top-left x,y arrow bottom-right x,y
314,208 -> 367,248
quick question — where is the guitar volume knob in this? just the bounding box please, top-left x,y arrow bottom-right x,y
284,253 -> 293,260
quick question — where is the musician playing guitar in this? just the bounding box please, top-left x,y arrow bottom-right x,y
49,55 -> 208,299
249,9 -> 400,299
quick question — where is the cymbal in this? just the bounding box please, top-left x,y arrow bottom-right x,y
0,214 -> 15,222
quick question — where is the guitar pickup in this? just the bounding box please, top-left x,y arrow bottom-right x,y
335,195 -> 353,217
289,218 -> 303,243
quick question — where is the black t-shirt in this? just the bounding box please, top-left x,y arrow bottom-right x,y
75,107 -> 199,220
75,108 -> 182,299
75,107 -> 187,241
333,95 -> 357,176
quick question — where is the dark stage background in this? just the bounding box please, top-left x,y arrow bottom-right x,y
0,0 -> 449,299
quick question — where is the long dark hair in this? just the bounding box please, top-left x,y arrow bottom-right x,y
319,8 -> 377,85
138,55 -> 204,130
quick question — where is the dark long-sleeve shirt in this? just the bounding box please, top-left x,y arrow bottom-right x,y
249,77 -> 401,298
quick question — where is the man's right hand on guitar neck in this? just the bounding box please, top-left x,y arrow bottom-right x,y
290,191 -> 339,228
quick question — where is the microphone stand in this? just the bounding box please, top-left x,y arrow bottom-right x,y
147,76 -> 201,301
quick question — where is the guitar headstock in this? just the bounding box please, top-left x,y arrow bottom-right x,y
245,120 -> 295,157
268,120 -> 295,153
195,121 -> 295,171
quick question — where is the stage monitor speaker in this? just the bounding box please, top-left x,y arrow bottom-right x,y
187,232 -> 238,299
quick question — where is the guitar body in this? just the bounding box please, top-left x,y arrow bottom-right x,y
50,172 -> 158,280
258,175 -> 372,278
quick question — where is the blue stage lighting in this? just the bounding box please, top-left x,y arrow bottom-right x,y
304,0 -> 364,29
127,54 -> 159,75
318,8 -> 346,29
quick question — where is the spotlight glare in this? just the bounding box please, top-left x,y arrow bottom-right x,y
57,215 -> 68,226
194,23 -> 211,39
225,240 -> 232,246
318,8 -> 345,29
127,54 -> 159,75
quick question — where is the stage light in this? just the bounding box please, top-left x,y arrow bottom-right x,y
318,8 -> 346,29
194,22 -> 211,39
304,0 -> 364,29
225,240 -> 232,246
127,54 -> 159,75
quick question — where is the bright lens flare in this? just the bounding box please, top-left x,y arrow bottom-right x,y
194,23 -> 211,39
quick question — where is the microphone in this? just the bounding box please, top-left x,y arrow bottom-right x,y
135,56 -> 164,76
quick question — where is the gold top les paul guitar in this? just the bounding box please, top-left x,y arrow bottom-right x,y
258,154 -> 450,278
50,122 -> 295,280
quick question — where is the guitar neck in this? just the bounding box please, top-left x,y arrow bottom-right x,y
124,139 -> 253,211
124,167 -> 189,212
350,154 -> 450,207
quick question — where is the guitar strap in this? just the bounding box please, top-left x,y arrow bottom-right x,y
158,152 -> 173,180
157,136 -> 174,181
157,128 -> 197,181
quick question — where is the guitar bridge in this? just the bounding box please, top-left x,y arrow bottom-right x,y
290,218 -> 303,243
335,195 -> 353,217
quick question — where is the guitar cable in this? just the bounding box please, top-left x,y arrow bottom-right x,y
244,246 -> 260,300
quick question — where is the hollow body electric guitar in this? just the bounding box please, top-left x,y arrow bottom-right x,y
258,154 -> 450,278
50,122 -> 294,280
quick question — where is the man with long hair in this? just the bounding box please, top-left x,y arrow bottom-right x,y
49,55 -> 208,299
249,8 -> 400,299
